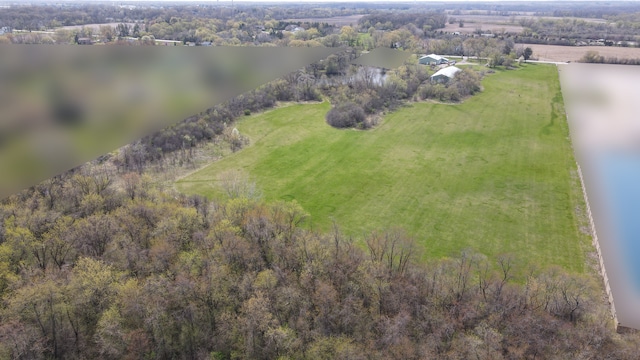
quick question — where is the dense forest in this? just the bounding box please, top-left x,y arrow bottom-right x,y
0,170 -> 639,359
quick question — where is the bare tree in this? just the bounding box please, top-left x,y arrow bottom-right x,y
219,170 -> 261,200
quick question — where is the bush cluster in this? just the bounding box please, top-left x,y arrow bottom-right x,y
580,50 -> 640,65
321,64 -> 431,129
326,102 -> 369,129
418,68 -> 482,102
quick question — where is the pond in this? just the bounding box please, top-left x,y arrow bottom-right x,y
595,151 -> 640,295
559,63 -> 640,331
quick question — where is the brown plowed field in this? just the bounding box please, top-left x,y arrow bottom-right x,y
529,44 -> 640,62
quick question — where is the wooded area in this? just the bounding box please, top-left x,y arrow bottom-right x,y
0,172 -> 638,359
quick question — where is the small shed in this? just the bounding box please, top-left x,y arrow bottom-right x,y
419,54 -> 449,66
430,66 -> 461,83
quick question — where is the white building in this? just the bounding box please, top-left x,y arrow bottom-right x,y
430,66 -> 461,83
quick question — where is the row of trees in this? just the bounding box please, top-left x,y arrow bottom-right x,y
516,17 -> 640,45
0,170 -> 638,359
0,4 -> 354,33
421,37 -> 533,64
0,3 -> 356,46
359,11 -> 448,32
115,60 -> 349,172
6,1 -> 640,33
0,4 -> 158,30
112,47 -> 356,172
580,50 -> 640,65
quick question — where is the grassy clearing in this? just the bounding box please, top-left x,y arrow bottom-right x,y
177,64 -> 590,273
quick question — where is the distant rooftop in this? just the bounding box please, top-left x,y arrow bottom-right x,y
421,54 -> 447,61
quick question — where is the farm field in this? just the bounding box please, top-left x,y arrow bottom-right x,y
177,64 -> 590,273
529,44 -> 640,62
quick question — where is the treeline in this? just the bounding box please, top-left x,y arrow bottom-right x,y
550,4 -> 640,19
0,4 -> 159,30
513,36 -> 574,47
115,61 -> 352,173
605,12 -> 640,31
446,2 -> 640,18
359,11 -> 448,32
115,49 -> 358,168
580,50 -> 640,65
422,37 -> 528,60
0,4 -> 345,46
0,4 -> 276,32
0,172 -> 639,359
515,17 -> 640,45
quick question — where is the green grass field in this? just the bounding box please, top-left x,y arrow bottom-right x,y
177,64 -> 590,272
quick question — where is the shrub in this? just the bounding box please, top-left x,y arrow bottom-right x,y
419,83 -> 446,101
444,86 -> 460,102
452,68 -> 481,97
418,68 -> 482,102
580,51 -> 604,63
326,102 -> 367,129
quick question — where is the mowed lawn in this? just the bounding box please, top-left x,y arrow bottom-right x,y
177,64 -> 590,272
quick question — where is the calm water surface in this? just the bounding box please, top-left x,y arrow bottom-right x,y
596,152 -> 640,294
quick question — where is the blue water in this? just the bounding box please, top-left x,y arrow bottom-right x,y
596,152 -> 640,294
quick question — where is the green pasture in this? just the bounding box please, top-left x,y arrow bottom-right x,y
177,64 -> 589,272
